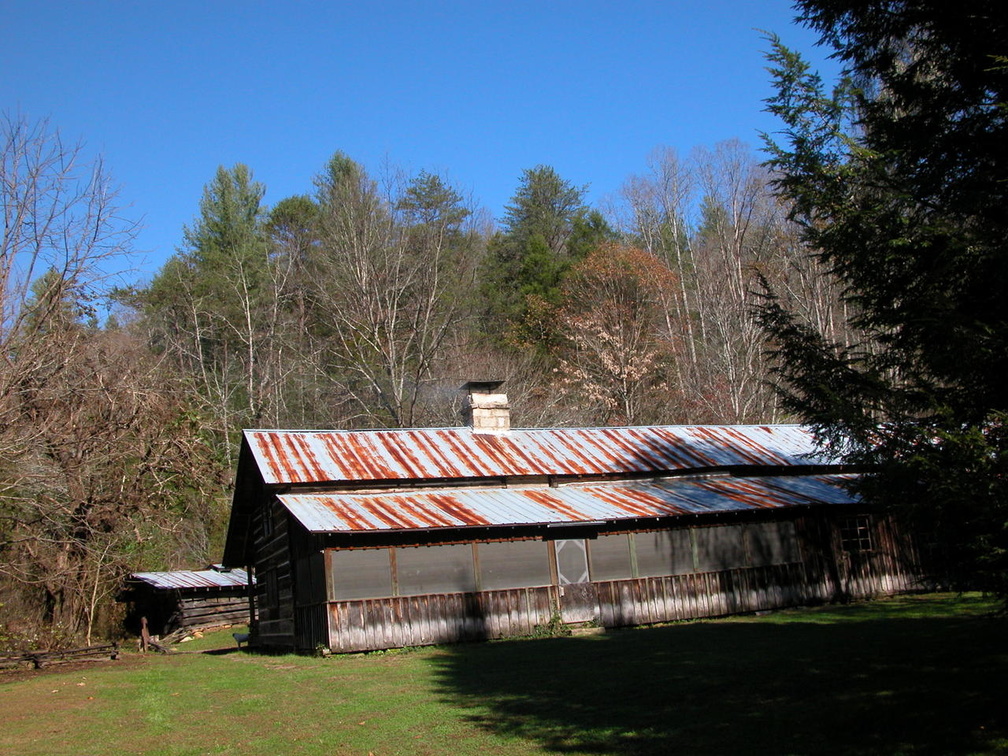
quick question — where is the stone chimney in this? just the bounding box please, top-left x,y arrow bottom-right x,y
460,381 -> 510,433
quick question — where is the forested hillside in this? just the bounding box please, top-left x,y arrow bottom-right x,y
134,140 -> 848,437
0,114 -> 847,647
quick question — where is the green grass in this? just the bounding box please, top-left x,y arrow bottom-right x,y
170,624 -> 249,653
0,593 -> 1004,755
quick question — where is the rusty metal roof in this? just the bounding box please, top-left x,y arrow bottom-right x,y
277,474 -> 856,534
130,567 -> 251,591
245,425 -> 830,486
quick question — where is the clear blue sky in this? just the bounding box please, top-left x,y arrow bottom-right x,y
2,1 -> 836,282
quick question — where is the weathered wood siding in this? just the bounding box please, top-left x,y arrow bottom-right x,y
797,511 -> 921,601
252,496 -> 296,649
289,524 -> 328,652
176,594 -> 249,631
320,510 -> 922,653
328,586 -> 558,653
594,564 -> 814,627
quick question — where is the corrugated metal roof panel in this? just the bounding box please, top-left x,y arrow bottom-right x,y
130,568 -> 251,591
247,425 -> 829,485
277,474 -> 857,534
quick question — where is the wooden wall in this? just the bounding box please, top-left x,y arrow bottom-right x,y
327,586 -> 557,653
312,511 -> 921,653
249,505 -> 923,653
253,497 -> 328,652
321,553 -> 918,653
126,589 -> 250,637
176,594 -> 250,632
251,496 -> 296,648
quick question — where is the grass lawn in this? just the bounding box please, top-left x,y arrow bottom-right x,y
0,593 -> 1004,755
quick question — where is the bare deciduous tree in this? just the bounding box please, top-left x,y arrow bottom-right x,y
312,157 -> 482,427
1,114 -> 134,465
688,139 -> 780,421
612,139 -> 847,424
0,115 -> 220,647
548,244 -> 681,425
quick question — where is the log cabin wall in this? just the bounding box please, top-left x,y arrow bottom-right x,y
175,594 -> 250,631
289,521 -> 329,653
252,496 -> 297,649
124,589 -> 249,637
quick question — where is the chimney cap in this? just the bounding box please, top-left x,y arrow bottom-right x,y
460,380 -> 505,394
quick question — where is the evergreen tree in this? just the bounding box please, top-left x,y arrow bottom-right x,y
480,165 -> 613,347
397,171 -> 469,230
180,163 -> 269,320
266,194 -> 320,269
265,195 -> 321,321
138,164 -> 274,454
759,1 -> 1008,592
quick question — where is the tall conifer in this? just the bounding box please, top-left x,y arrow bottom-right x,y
759,1 -> 1008,592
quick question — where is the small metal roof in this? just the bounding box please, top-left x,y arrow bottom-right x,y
130,567 -> 251,591
277,474 -> 857,534
245,425 -> 829,486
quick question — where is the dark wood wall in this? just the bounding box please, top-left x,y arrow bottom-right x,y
124,589 -> 250,637
175,594 -> 250,632
251,496 -> 296,648
251,494 -> 330,652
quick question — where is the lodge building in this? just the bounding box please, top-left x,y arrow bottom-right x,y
222,382 -> 920,653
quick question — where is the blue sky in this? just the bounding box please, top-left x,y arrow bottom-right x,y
2,1 -> 837,282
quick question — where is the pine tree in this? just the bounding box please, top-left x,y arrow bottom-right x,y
480,165 -> 613,347
759,1 -> 1008,592
139,164 -> 273,454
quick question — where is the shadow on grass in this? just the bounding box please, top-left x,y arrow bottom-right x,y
430,595 -> 1006,755
200,647 -> 243,656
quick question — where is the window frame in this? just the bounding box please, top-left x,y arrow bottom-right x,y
838,515 -> 874,553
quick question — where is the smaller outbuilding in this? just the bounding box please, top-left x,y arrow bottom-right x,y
121,565 -> 253,637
